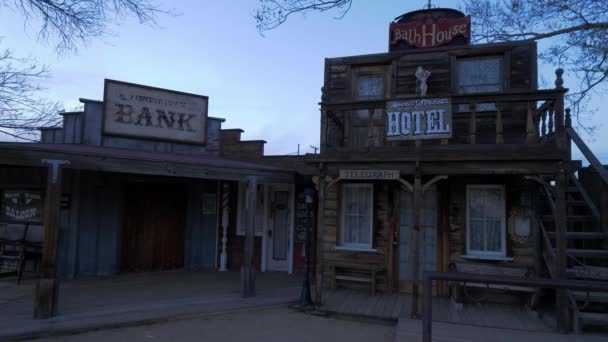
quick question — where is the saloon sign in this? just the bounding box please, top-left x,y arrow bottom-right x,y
1,190 -> 44,223
390,16 -> 470,49
103,80 -> 208,144
386,98 -> 452,140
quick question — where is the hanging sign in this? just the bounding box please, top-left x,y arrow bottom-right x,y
1,190 -> 44,223
386,98 -> 452,140
103,79 -> 208,144
389,16 -> 470,49
339,169 -> 400,180
295,192 -> 313,243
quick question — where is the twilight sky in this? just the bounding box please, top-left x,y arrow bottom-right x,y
0,0 -> 606,162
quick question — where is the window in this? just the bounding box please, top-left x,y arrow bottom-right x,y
466,185 -> 506,258
357,75 -> 384,99
237,183 -> 265,236
457,56 -> 504,111
340,183 -> 373,249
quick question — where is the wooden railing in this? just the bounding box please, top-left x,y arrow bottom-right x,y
321,88 -> 569,150
567,126 -> 608,186
422,271 -> 608,341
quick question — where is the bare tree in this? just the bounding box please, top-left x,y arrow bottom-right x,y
0,48 -> 62,140
464,0 -> 608,133
1,0 -> 167,141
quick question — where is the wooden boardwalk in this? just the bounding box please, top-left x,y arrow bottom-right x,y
319,289 -> 553,332
320,289 -> 406,321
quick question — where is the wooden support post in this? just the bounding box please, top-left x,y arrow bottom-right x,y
241,176 -> 257,297
367,108 -> 374,147
526,102 -> 537,144
314,174 -> 326,307
554,69 -> 566,150
555,168 -> 570,332
496,104 -> 504,144
602,183 -> 608,250
468,102 -> 476,144
410,170 -> 422,318
219,182 -> 230,272
34,159 -> 69,319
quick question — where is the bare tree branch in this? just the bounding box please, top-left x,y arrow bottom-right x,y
0,0 -> 170,141
0,48 -> 63,140
464,0 -> 608,134
254,0 -> 353,34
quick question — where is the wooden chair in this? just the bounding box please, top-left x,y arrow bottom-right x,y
0,224 -> 42,283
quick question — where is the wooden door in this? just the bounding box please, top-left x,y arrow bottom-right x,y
267,188 -> 291,272
399,186 -> 437,292
122,183 -> 186,272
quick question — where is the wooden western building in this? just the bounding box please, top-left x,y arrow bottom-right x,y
308,8 -> 608,331
0,79 -> 316,318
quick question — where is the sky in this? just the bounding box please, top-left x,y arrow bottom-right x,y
0,0 -> 606,162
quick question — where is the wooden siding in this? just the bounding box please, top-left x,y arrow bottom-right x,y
317,175 -> 538,293
321,42 -> 538,150
50,100 -> 222,156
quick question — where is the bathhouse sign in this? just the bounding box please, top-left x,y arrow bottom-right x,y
103,80 -> 208,144
386,97 -> 452,140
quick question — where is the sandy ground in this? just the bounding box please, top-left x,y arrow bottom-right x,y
31,306 -> 395,342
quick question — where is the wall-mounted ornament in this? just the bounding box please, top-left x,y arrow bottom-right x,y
508,208 -> 533,245
415,66 -> 431,97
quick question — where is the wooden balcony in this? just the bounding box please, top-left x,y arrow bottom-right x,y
319,87 -> 571,164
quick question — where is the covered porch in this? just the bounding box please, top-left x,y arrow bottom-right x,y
0,142 -> 296,319
0,270 -> 302,339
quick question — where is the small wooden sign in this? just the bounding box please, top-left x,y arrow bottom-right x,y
1,190 -> 44,223
386,98 -> 452,140
103,79 -> 208,144
295,192 -> 313,243
339,169 -> 400,180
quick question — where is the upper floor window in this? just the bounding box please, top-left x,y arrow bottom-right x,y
357,75 -> 384,99
457,56 -> 504,111
466,185 -> 506,259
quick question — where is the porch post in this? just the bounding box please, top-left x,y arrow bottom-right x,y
555,167 -> 569,331
219,182 -> 230,272
34,159 -> 69,319
410,169 -> 422,318
241,176 -> 257,297
314,174 -> 326,306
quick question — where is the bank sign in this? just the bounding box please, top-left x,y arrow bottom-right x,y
390,16 -> 470,49
103,80 -> 208,144
386,98 -> 452,140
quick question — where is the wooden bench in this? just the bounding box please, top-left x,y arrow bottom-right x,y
330,263 -> 385,296
450,262 -> 537,304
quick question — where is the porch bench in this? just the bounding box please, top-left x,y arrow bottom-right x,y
449,262 -> 537,304
330,263 -> 385,296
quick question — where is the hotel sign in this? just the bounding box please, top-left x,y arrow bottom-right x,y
390,16 -> 470,49
340,170 -> 400,180
103,80 -> 208,144
386,98 -> 452,141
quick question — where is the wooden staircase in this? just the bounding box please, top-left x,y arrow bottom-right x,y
539,169 -> 608,331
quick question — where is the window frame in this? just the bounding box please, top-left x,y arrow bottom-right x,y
339,183 -> 374,250
454,55 -> 506,113
353,66 -> 389,100
465,184 -> 507,259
